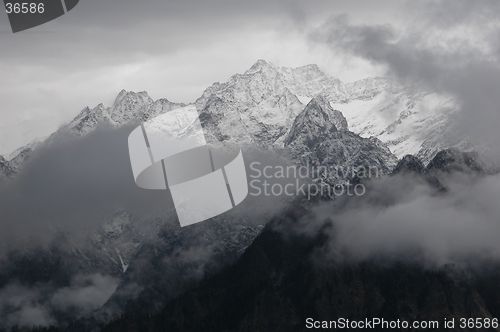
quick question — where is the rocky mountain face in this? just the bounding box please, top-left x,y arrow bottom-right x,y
284,96 -> 397,183
393,149 -> 486,176
392,154 -> 426,175
92,216 -> 263,325
60,90 -> 184,137
0,144 -> 35,178
390,149 -> 487,191
0,156 -> 14,178
284,95 -> 347,147
426,149 -> 484,174
89,211 -> 161,275
196,60 -> 305,146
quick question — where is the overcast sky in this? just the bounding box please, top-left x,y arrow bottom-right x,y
0,0 -> 407,155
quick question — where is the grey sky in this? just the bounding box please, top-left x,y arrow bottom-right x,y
0,0 -> 404,155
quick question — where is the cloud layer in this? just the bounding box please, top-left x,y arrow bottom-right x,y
0,273 -> 117,329
0,125 -> 174,251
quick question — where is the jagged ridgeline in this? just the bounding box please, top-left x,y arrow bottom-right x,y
1,60 -> 464,179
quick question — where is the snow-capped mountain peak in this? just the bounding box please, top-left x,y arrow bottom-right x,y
60,90 -> 184,138
284,95 -> 347,147
110,90 -> 153,123
244,58 -> 276,75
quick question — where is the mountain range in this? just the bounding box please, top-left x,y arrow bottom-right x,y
0,59 -> 465,179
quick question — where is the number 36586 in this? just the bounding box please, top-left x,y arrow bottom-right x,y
5,2 -> 45,14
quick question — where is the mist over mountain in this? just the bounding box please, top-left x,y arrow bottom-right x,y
98,148 -> 500,332
0,58 -> 497,331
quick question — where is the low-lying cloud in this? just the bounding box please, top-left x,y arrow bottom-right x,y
307,171 -> 500,266
51,274 -> 118,316
0,273 -> 117,329
0,125 -> 174,252
0,283 -> 54,328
